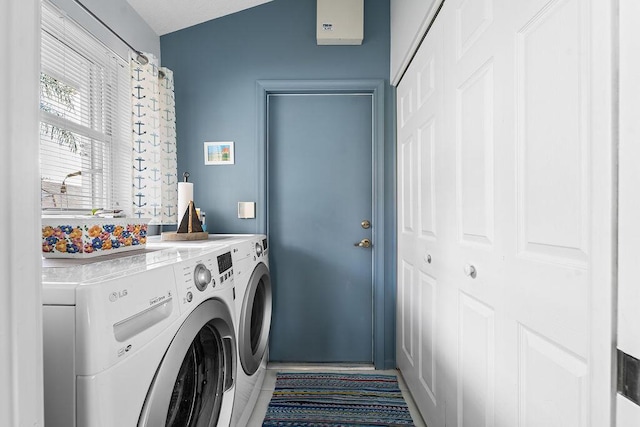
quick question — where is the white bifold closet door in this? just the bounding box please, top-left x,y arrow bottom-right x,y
396,0 -> 614,426
618,0 -> 640,424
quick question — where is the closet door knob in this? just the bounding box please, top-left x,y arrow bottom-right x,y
425,253 -> 432,264
464,264 -> 477,278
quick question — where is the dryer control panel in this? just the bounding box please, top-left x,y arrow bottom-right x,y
231,237 -> 268,285
232,237 -> 268,267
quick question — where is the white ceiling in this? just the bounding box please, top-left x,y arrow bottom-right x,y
127,0 -> 273,35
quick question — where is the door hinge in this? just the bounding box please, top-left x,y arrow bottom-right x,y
618,349 -> 640,405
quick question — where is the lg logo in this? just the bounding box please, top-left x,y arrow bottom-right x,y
109,289 -> 128,302
117,344 -> 133,357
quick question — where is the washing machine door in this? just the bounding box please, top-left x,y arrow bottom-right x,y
139,299 -> 236,427
239,262 -> 272,375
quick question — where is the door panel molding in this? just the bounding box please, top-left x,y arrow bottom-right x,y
256,79 -> 388,369
455,58 -> 495,248
515,0 -> 589,269
458,291 -> 495,427
455,0 -> 494,60
518,325 -> 587,427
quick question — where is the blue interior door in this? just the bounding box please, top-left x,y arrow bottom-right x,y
267,93 -> 373,363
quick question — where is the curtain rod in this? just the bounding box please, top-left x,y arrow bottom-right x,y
73,0 -> 149,65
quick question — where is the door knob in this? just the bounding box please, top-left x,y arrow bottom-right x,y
464,264 -> 477,278
354,238 -> 372,248
361,220 -> 371,229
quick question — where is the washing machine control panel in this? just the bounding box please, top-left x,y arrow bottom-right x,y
193,263 -> 212,291
216,251 -> 234,286
173,250 -> 235,312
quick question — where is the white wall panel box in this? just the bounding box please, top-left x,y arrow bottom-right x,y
317,0 -> 363,45
238,202 -> 256,219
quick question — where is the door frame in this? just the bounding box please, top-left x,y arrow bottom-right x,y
256,79 -> 386,368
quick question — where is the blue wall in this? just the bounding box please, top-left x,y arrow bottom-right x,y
161,0 -> 396,368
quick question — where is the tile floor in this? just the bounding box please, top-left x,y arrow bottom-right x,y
245,365 -> 428,426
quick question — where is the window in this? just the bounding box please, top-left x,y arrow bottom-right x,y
40,0 -> 131,214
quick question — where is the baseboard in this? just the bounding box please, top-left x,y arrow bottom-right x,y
267,362 -> 376,371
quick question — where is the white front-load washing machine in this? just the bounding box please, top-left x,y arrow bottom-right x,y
229,234 -> 272,426
42,246 -> 237,426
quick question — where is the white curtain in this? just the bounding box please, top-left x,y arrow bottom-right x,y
131,53 -> 178,224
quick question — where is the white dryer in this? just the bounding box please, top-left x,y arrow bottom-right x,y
42,246 -> 237,427
229,234 -> 272,426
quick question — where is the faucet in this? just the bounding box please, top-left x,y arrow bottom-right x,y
60,171 -> 82,194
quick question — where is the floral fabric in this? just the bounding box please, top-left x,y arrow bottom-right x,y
42,220 -> 148,258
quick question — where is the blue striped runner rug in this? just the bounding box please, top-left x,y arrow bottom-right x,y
262,372 -> 416,426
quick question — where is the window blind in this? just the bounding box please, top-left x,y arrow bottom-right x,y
40,0 -> 131,215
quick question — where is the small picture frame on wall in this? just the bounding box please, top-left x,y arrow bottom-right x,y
204,141 -> 235,165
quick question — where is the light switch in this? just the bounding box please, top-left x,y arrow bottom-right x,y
237,202 -> 255,219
